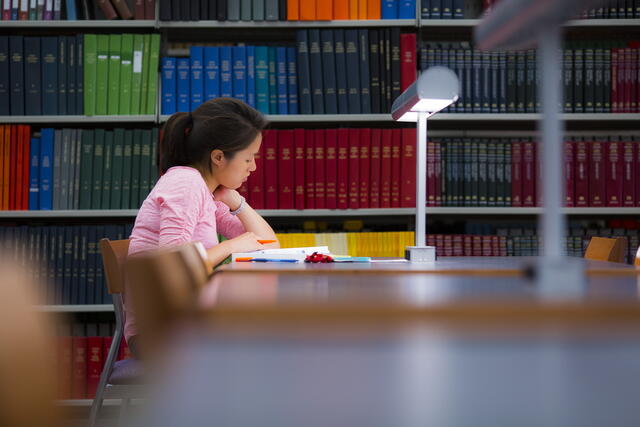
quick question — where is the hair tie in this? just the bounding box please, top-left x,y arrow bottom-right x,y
185,112 -> 194,136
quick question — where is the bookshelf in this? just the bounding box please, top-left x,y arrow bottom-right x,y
3,6 -> 640,312
37,304 -> 114,312
4,208 -> 640,219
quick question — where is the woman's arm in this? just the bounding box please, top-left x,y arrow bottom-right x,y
214,188 -> 280,248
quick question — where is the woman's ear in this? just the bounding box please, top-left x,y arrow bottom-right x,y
210,149 -> 225,167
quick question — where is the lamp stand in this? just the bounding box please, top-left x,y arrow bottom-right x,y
536,26 -> 585,296
406,111 -> 437,263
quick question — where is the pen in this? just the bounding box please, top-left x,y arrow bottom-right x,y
235,258 -> 298,263
257,240 -> 277,244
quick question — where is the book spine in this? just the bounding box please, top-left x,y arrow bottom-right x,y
333,29 -> 349,114
400,128 -> 416,208
522,141 -> 535,207
247,46 -> 256,109
293,128 -> 305,209
39,128 -> 53,210
232,45 -> 247,104
275,47 -> 287,114
41,37 -> 57,115
278,130 -> 294,209
348,129 -> 360,208
314,129 -> 326,209
606,141 -> 623,206
358,29 -> 371,114
390,129 -> 401,207
248,138 -> 264,209
176,57 -> 190,112
584,47 -> 595,113
574,141 -> 589,207
358,128 -> 370,209
564,141 -> 574,207
295,30 -> 312,114
622,141 -> 635,207
336,128 -> 348,209
345,29 -> 360,114
28,137 -> 39,210
286,46 -> 298,114
325,128 -> 337,209
9,36 -> 24,115
24,37 -> 41,115
161,56 -> 176,115
204,47 -> 220,103
267,47 -> 277,113
320,30 -> 337,114
57,37 -> 66,115
380,129 -> 392,208
107,35 -> 121,115
305,129 -> 315,209
255,46 -> 269,114
390,28 -> 401,109
264,130 -> 277,209
590,141 -> 605,207
308,29 -> 324,114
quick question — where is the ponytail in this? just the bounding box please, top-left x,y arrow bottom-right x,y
160,98 -> 268,175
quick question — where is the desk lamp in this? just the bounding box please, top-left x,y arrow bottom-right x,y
391,67 -> 460,262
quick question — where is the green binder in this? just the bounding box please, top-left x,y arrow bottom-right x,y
145,34 -> 160,115
130,35 -> 144,115
95,35 -> 110,116
139,34 -> 151,115
119,34 -> 133,115
107,34 -> 121,115
83,34 -> 97,116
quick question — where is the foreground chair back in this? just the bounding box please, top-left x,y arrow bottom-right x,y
125,242 -> 210,357
90,239 -> 144,427
584,236 -> 626,264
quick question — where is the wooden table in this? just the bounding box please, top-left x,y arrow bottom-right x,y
217,256 -> 637,276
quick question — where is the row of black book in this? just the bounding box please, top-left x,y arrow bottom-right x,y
296,29 -> 415,115
0,223 -> 132,305
420,42 -> 632,114
0,36 -> 84,116
576,1 -> 640,19
0,0 -> 155,21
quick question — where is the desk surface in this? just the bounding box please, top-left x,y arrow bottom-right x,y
218,256 -> 636,275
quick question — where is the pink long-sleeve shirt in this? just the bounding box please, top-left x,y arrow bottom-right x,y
124,166 -> 246,342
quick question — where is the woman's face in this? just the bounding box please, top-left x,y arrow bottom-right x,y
211,133 -> 262,189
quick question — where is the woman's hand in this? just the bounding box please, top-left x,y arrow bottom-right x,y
213,186 -> 243,211
225,232 -> 265,254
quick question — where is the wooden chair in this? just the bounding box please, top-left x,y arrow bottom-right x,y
584,236 -> 627,264
90,239 -> 145,427
124,242 -> 211,357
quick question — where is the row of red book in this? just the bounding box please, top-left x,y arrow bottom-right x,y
57,335 -> 132,399
237,128 -> 417,210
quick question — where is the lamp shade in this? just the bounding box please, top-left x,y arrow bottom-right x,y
391,66 -> 460,122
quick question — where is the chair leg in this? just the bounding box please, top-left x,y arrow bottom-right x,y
88,387 -> 106,427
117,398 -> 130,427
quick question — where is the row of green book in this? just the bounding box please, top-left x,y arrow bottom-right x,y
84,33 -> 161,116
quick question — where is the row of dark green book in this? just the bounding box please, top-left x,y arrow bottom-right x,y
420,42 -> 639,114
0,223 -> 132,305
30,127 -> 159,211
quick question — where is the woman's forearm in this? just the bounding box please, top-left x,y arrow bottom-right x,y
205,240 -> 233,270
236,204 -> 280,247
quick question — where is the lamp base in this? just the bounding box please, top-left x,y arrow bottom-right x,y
405,246 -> 437,263
536,256 -> 586,299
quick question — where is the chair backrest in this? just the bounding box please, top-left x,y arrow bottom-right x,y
124,242 -> 210,355
584,236 -> 626,263
99,238 -> 131,295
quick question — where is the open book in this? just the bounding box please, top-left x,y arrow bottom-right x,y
231,246 -> 330,262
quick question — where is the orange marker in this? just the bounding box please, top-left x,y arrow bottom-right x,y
257,240 -> 277,244
235,257 -> 254,262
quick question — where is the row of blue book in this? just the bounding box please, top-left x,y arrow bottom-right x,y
28,128 -> 159,211
0,223 -> 133,305
161,45 -> 299,115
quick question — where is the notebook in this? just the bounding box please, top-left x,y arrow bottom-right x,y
231,246 -> 331,262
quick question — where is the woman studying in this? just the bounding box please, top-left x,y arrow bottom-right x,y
124,98 -> 279,356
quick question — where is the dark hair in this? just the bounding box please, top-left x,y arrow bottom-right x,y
160,98 -> 268,174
